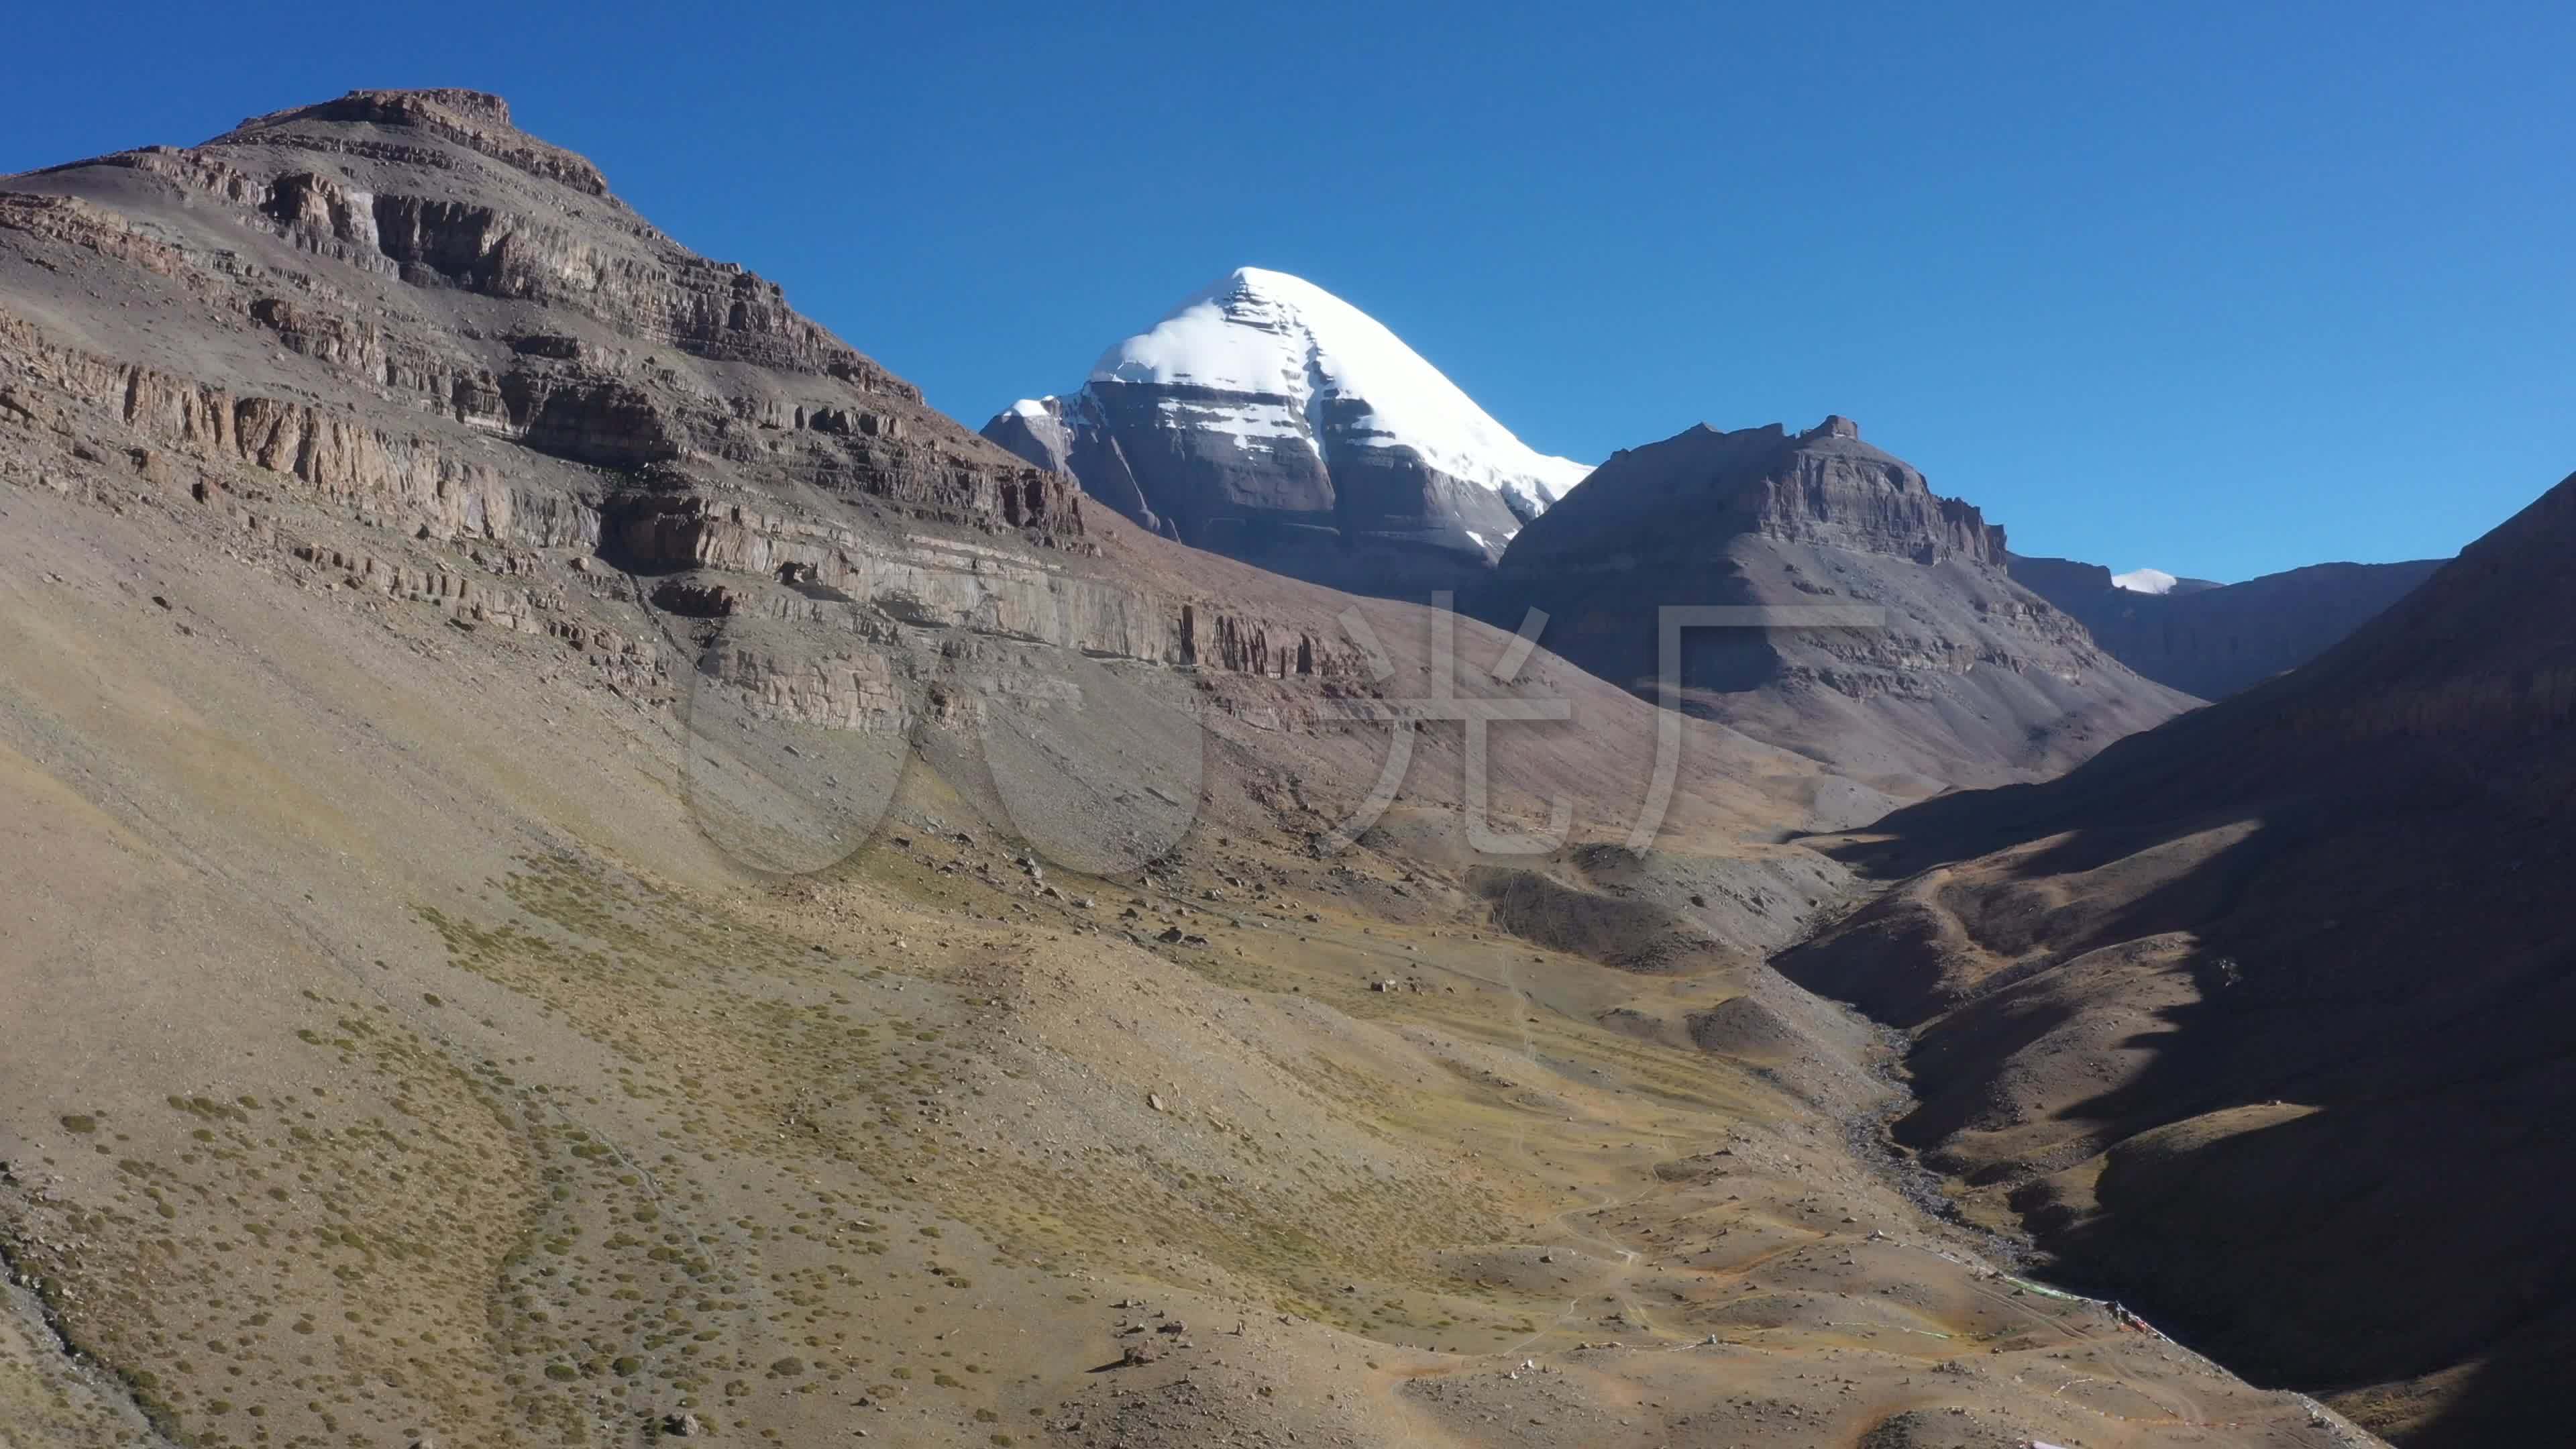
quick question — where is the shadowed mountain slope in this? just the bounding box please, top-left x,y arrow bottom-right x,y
1782,471 -> 2576,1446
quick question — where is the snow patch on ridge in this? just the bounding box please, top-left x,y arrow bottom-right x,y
1152,394 -> 1315,452
2113,568 -> 2180,595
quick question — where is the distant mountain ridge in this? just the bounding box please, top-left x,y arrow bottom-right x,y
2008,551 -> 2445,698
984,267 -> 1589,598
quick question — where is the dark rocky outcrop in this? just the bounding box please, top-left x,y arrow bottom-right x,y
1475,417 -> 2196,792
984,393 -> 1165,534
2008,551 -> 2445,698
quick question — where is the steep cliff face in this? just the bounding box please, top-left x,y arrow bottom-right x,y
1477,417 -> 2194,792
984,268 -> 1590,599
1782,472 -> 2576,1448
2008,551 -> 2445,698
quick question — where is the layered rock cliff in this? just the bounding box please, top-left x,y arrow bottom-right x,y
1475,417 -> 2195,791
7,90 -> 1074,539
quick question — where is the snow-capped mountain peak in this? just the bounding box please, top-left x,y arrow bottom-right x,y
983,268 -> 1592,596
1079,266 -> 1590,517
2113,568 -> 2180,595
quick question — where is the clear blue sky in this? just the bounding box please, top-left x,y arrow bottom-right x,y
7,1 -> 2569,580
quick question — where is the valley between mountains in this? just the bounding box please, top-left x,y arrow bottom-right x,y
0,88 -> 2554,1449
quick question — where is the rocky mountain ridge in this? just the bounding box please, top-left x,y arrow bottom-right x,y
1477,415 -> 2196,792
1501,416 -> 2006,564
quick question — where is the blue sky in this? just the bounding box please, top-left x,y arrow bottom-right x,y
6,1 -> 2569,580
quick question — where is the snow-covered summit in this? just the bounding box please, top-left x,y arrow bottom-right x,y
2113,568 -> 2180,595
982,268 -> 1595,596
1020,267 -> 1589,521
